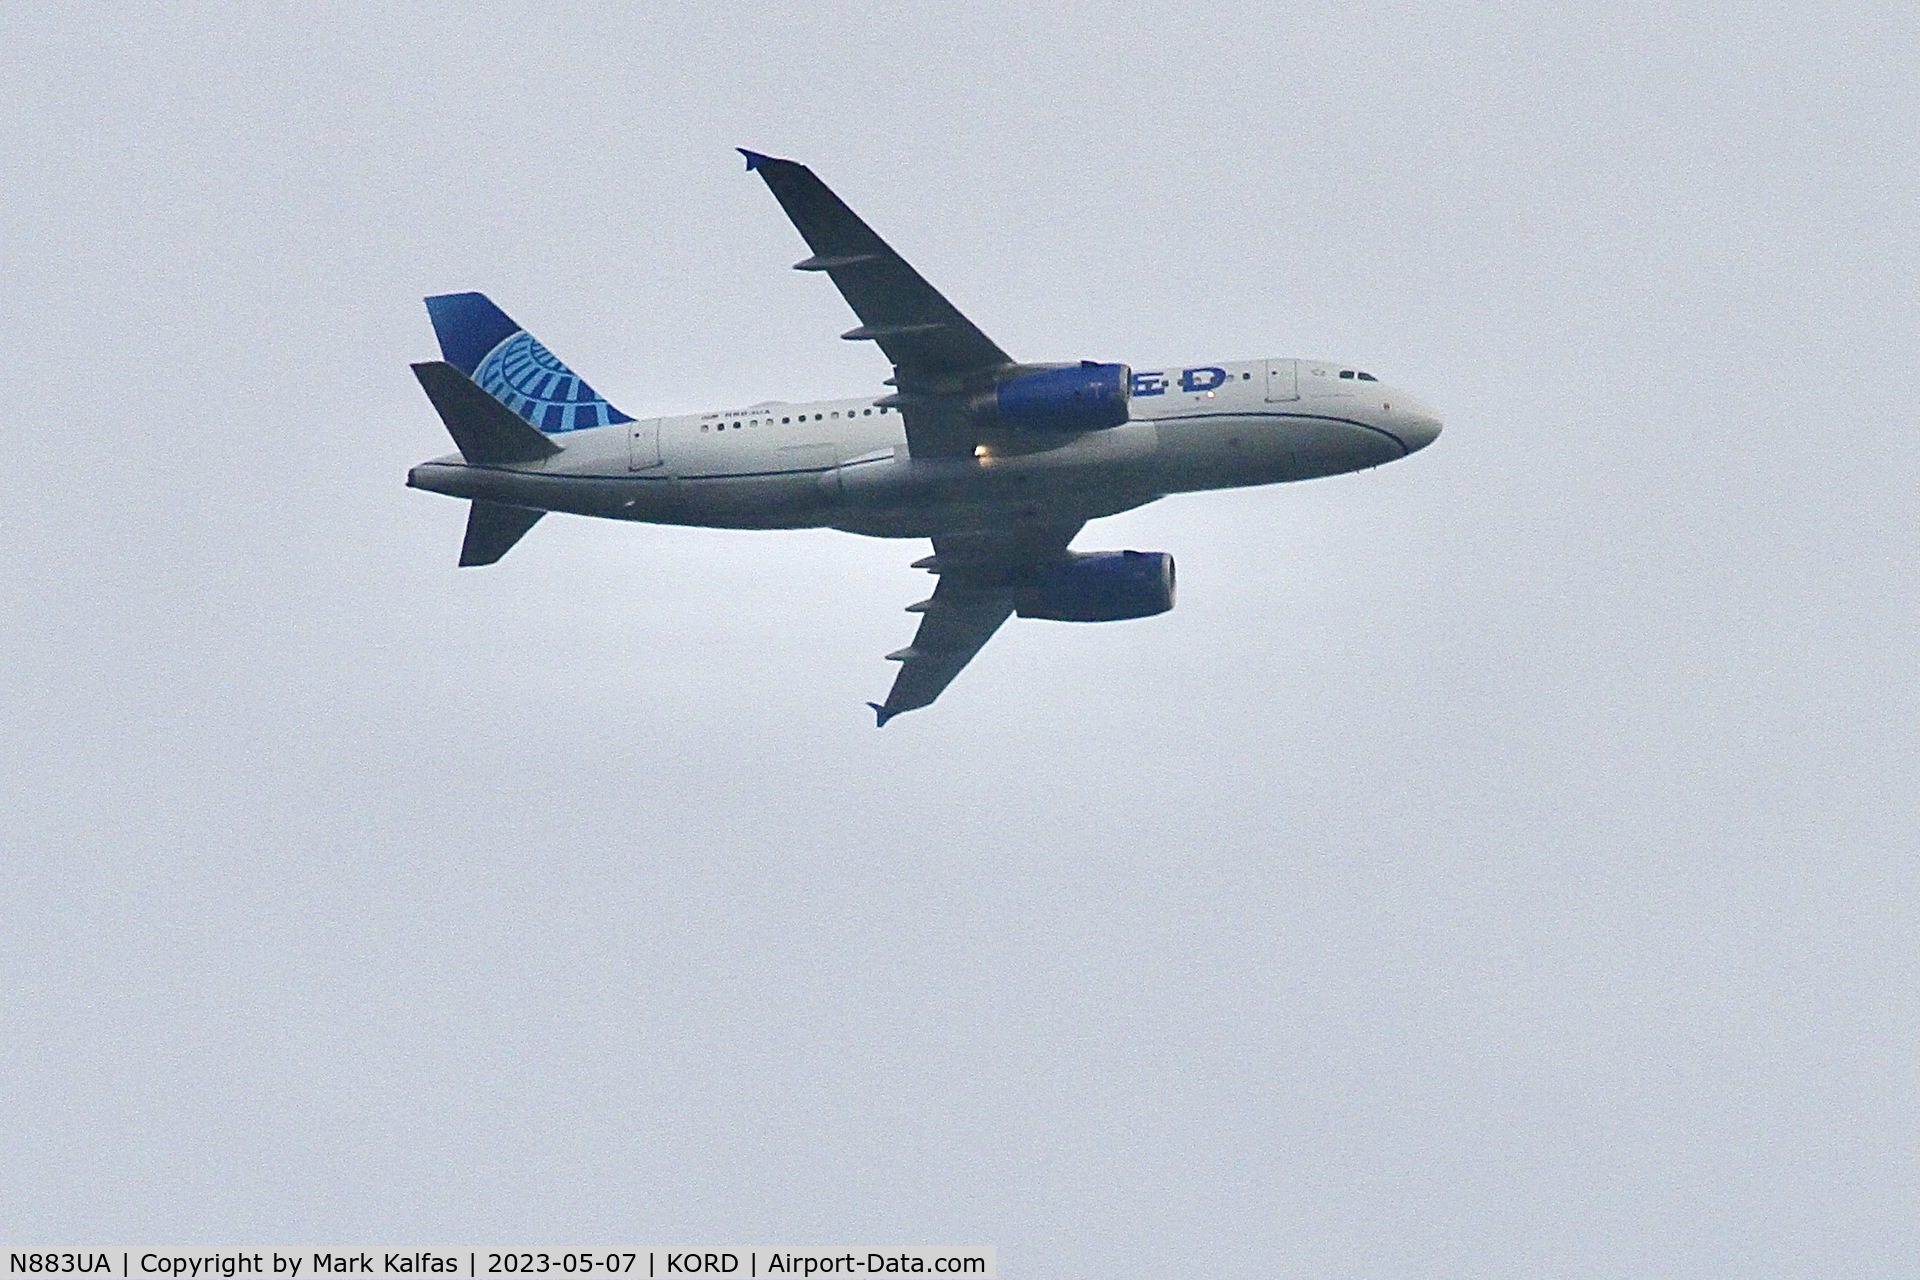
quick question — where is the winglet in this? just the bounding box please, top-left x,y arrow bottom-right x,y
867,701 -> 897,728
738,148 -> 779,171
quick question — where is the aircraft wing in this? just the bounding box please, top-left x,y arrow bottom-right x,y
870,521 -> 1083,725
740,149 -> 1012,458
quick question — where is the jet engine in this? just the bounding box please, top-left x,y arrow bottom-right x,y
1015,550 -> 1175,622
975,361 -> 1132,433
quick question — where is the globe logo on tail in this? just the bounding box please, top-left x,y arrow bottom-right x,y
474,330 -> 631,433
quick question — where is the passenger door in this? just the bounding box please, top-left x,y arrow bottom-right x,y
628,418 -> 662,470
1264,358 -> 1298,402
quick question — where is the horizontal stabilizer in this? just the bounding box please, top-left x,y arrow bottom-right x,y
411,361 -> 563,465
460,500 -> 545,567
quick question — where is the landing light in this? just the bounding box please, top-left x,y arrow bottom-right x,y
974,444 -> 991,460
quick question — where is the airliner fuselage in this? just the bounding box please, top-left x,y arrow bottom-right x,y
408,356 -> 1439,540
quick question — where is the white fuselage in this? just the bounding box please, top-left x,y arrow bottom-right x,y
406,357 -> 1442,540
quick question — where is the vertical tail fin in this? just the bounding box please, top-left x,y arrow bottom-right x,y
424,292 -> 633,434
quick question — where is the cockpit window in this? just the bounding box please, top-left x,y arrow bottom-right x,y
1338,370 -> 1380,382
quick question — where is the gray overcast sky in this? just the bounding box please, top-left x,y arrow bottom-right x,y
3,1 -> 1915,1274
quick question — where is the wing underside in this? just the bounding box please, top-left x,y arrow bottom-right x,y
735,150 -> 1088,722
872,581 -> 1015,726
740,149 -> 1011,459
870,521 -> 1084,725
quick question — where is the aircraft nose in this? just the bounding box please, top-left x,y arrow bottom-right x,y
1391,393 -> 1443,454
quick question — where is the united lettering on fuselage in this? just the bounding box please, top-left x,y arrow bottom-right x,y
404,150 -> 1442,724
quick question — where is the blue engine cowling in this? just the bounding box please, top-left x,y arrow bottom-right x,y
1015,550 -> 1176,622
982,361 -> 1132,433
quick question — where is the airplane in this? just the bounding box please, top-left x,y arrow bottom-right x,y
405,149 -> 1442,725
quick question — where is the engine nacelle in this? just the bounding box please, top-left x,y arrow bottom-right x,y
1015,550 -> 1175,622
976,361 -> 1132,433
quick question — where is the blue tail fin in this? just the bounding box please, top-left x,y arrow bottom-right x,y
423,292 -> 633,434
